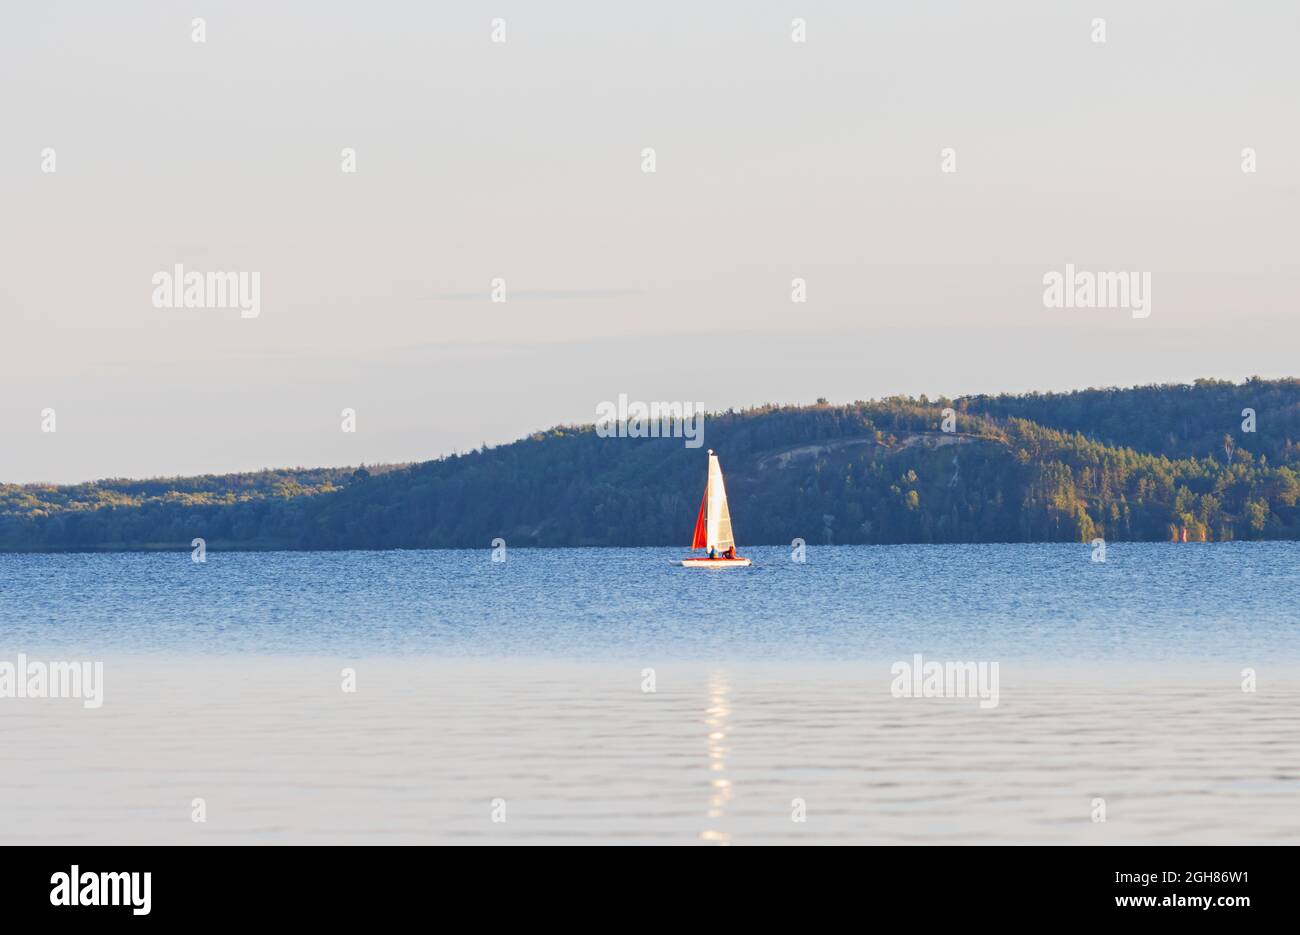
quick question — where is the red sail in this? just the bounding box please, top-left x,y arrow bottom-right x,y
690,488 -> 708,549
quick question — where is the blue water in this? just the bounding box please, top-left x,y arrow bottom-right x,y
1,543 -> 1296,660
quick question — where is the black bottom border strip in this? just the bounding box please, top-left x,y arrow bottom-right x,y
0,844 -> 1285,922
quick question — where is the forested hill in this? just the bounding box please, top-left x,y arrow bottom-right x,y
3,378 -> 1300,551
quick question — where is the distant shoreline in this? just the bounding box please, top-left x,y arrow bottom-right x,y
0,538 -> 1291,556
4,379 -> 1299,552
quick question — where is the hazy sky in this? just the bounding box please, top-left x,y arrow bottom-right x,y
3,1 -> 1298,483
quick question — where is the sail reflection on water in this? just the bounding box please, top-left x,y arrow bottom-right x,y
699,670 -> 733,845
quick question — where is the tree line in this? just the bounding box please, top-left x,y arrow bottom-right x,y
2,379 -> 1298,551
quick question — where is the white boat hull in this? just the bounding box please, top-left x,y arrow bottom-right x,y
679,557 -> 752,568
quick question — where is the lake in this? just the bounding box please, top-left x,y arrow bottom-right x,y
2,543 -> 1298,844
2,542 -> 1298,659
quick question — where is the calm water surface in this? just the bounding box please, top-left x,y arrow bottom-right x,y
2,544 -> 1298,844
2,542 -> 1297,659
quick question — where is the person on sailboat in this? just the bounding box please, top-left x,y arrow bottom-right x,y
723,545 -> 736,560
708,546 -> 717,559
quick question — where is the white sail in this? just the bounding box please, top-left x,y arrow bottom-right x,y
706,452 -> 735,551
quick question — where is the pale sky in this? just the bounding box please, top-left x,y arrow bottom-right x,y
2,1 -> 1298,483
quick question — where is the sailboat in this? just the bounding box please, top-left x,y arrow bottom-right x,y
680,450 -> 752,567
